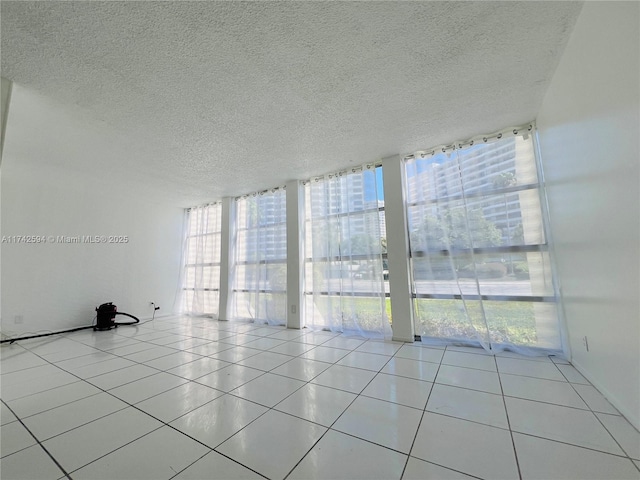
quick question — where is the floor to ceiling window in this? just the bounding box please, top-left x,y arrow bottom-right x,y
180,125 -> 561,353
304,165 -> 391,338
404,125 -> 561,352
232,188 -> 287,325
181,203 -> 222,316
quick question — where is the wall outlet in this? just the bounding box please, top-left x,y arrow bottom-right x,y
582,336 -> 589,352
14,315 -> 23,324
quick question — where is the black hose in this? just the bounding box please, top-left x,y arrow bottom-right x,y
1,310 -> 142,344
0,325 -> 95,344
114,312 -> 140,326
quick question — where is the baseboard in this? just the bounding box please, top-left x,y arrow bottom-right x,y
392,335 -> 414,343
571,359 -> 639,431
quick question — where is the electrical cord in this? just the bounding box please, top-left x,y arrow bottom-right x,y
134,303 -> 160,328
132,306 -> 159,328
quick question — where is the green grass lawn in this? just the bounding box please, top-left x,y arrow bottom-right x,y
414,299 -> 538,346
308,295 -> 539,346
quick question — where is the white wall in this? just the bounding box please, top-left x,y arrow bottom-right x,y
1,144 -> 184,336
1,77 -> 12,163
537,2 -> 639,428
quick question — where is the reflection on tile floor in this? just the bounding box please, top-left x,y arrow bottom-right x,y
1,315 -> 639,480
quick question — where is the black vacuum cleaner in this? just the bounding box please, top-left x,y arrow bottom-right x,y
95,302 -> 140,330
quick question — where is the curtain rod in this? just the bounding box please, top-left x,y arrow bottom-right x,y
235,184 -> 286,201
301,162 -> 381,185
186,201 -> 222,212
404,123 -> 535,161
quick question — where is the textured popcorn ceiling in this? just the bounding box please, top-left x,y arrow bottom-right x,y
1,1 -> 582,206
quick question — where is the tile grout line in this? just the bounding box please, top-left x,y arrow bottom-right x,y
5,318 -> 638,479
509,431 -> 640,460
556,360 -> 640,465
23,324 -> 316,409
168,448 -> 270,480
192,330 -> 363,479
397,342 -> 446,480
7,343 -> 171,460
0,398 -> 71,479
153,326 -> 364,479
281,337 -> 406,480
10,336 -> 223,455
9,325 -> 507,478
14,322 -> 277,478
495,352 -> 523,480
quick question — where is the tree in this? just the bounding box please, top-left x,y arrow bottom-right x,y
511,222 -> 524,244
410,208 -> 502,278
340,234 -> 382,255
337,234 -> 386,280
411,208 -> 502,252
491,171 -> 517,189
381,237 -> 388,272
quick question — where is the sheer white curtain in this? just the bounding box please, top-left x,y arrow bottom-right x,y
181,203 -> 222,317
304,165 -> 391,339
232,188 -> 287,325
405,125 -> 561,354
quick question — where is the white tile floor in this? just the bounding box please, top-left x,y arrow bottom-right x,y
1,316 -> 639,480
